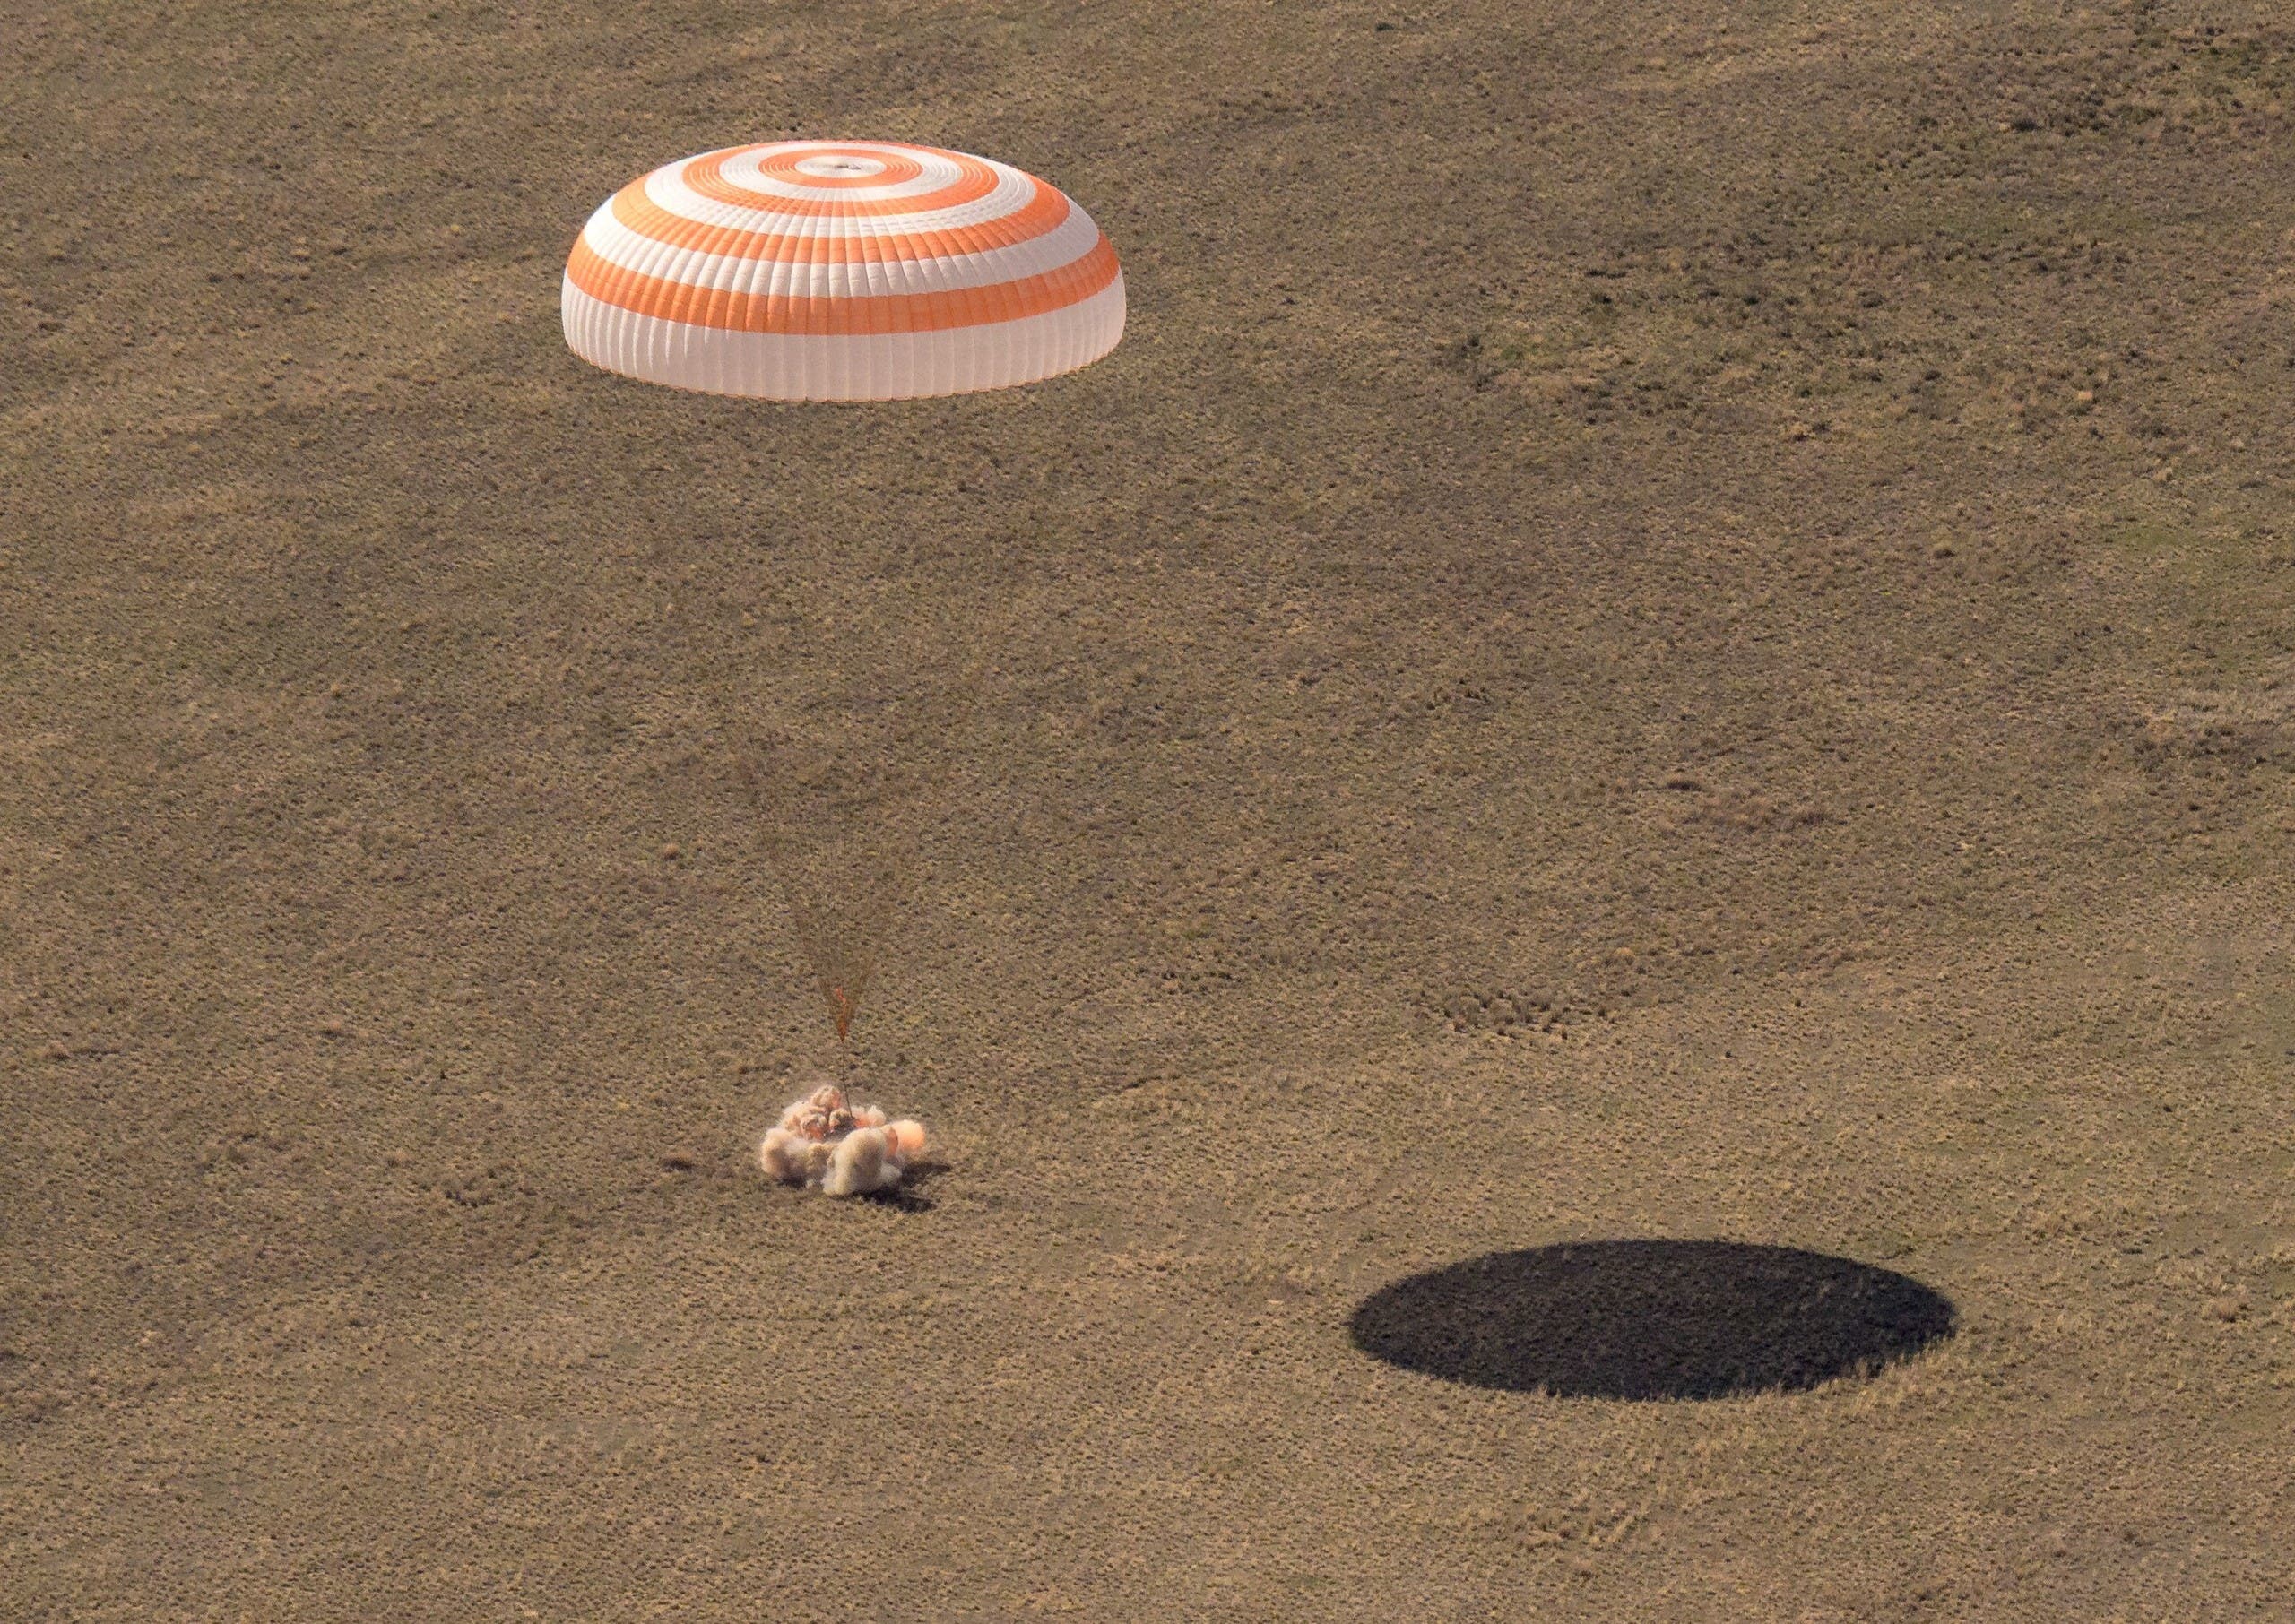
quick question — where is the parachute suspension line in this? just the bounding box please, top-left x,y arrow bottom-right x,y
732,638 -> 995,1050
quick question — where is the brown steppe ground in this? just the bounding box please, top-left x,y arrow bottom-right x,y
6,0 -> 2295,1617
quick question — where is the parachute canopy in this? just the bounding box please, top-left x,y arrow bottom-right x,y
561,140 -> 1126,401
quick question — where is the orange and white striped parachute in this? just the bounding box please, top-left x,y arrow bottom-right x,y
562,140 -> 1125,401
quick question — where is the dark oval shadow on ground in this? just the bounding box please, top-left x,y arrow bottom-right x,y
1349,1240 -> 1955,1400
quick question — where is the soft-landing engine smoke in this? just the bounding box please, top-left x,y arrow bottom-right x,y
758,1084 -> 928,1197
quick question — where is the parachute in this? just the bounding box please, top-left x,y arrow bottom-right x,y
562,139 -> 1126,401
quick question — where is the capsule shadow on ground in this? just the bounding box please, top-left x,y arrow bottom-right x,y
860,1157 -> 951,1214
1349,1240 -> 1955,1400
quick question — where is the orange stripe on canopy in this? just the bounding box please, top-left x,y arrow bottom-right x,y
604,174 -> 1073,265
565,233 -> 1120,335
681,146 -> 1001,219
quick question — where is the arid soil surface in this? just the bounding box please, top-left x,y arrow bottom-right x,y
6,1 -> 2295,1617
